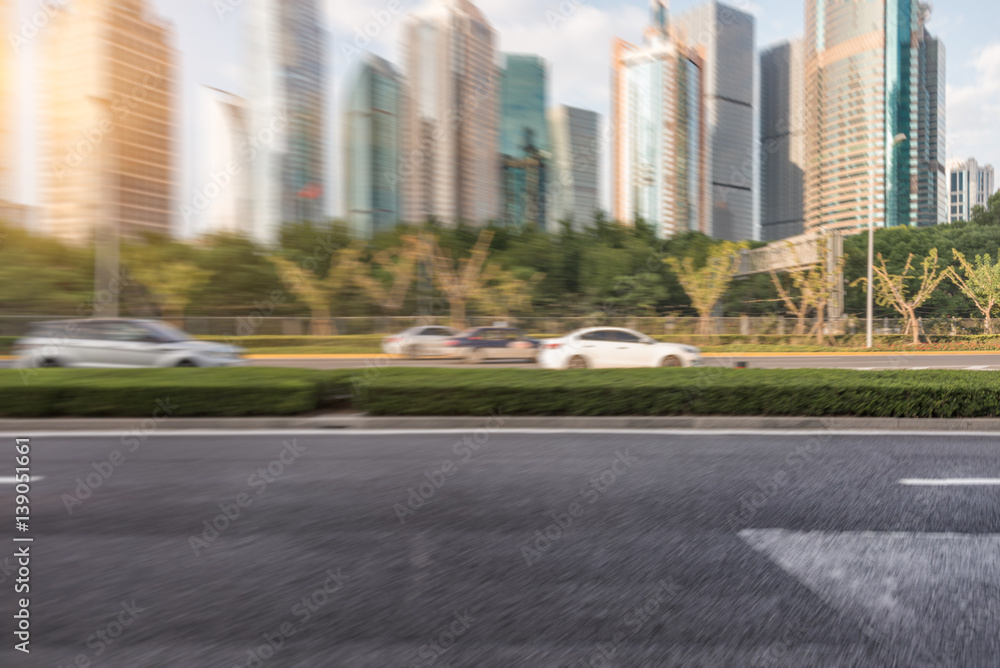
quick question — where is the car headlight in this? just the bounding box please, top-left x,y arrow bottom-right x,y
681,345 -> 701,354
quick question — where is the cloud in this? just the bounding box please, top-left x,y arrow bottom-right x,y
947,42 -> 1000,165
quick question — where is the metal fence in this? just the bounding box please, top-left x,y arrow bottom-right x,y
0,315 -> 994,338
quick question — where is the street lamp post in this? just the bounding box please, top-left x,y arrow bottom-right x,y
866,133 -> 908,348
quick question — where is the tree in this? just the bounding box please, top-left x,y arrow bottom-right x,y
426,229 -> 494,329
124,240 -> 210,324
946,250 -> 1000,334
270,257 -> 336,335
473,264 -> 545,321
852,249 -> 948,344
269,244 -> 365,335
666,241 -> 748,337
350,235 -> 421,318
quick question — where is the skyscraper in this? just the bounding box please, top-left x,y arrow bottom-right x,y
200,87 -> 251,237
760,39 -> 805,242
948,158 -> 995,222
500,54 -> 549,228
41,0 -> 176,243
344,53 -> 403,239
548,105 -> 601,230
247,0 -> 327,245
613,1 -> 705,239
918,26 -> 946,227
672,1 -> 755,241
400,0 -> 501,226
804,0 -> 946,233
0,0 -> 15,208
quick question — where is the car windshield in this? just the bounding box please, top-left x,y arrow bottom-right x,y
143,321 -> 191,343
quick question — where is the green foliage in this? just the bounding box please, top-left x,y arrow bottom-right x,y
8,367 -> 1000,419
0,368 -> 358,417
354,368 -> 1000,418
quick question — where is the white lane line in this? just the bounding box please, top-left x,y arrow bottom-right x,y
900,478 -> 1000,486
0,476 -> 44,484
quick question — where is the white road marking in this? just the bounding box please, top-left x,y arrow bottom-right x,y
740,529 -> 1000,652
899,478 -> 1000,486
0,476 -> 44,484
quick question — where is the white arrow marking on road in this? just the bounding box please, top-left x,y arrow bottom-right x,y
740,529 -> 1000,660
0,476 -> 44,484
899,478 -> 1000,486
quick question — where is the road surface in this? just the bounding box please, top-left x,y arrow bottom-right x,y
2,429 -> 999,666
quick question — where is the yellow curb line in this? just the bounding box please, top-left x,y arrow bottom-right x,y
702,351 -> 1000,358
245,354 -> 404,359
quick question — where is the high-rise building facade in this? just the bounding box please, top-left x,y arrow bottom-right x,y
548,105 -> 601,230
672,1 -> 755,241
343,53 -> 403,239
247,0 -> 327,245
400,0 -> 501,226
613,1 -> 705,239
804,0 -> 945,234
500,54 -> 549,228
41,0 -> 176,243
760,39 -> 805,242
917,28 -> 946,227
200,87 -> 251,237
0,0 -> 16,209
949,159 -> 995,222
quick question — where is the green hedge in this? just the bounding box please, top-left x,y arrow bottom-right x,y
0,368 -> 356,418
5,367 -> 1000,419
354,368 -> 1000,418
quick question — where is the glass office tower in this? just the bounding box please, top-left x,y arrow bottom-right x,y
42,0 -> 177,243
613,1 -> 705,239
804,0 -> 945,233
248,0 -> 327,245
500,54 -> 549,228
672,1 -> 755,241
760,40 -> 805,242
344,54 -> 403,239
548,105 -> 601,231
400,0 -> 500,226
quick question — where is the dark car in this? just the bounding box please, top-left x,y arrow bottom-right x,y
443,327 -> 541,364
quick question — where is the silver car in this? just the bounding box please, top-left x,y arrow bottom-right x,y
13,319 -> 245,368
381,325 -> 459,358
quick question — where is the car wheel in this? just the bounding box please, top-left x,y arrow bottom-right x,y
660,355 -> 682,368
406,344 -> 423,359
464,348 -> 487,364
39,358 -> 61,368
176,359 -> 197,368
567,355 -> 588,370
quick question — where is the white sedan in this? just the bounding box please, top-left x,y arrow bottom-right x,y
537,327 -> 702,369
381,326 -> 459,358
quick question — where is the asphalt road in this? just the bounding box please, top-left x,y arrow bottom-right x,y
242,353 -> 1000,370
2,429 -> 999,666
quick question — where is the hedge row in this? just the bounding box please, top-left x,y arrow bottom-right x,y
5,367 -> 1000,418
356,368 -> 1000,418
0,368 -> 355,418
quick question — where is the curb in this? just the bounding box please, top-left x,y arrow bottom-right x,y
6,415 -> 1000,432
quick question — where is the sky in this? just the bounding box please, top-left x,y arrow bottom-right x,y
10,0 -> 1000,232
